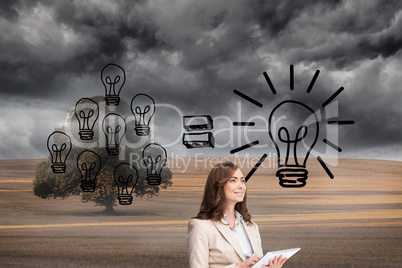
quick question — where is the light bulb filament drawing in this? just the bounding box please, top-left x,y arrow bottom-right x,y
106,125 -> 122,147
278,125 -> 308,166
146,155 -> 162,175
118,175 -> 133,195
105,75 -> 121,95
81,162 -> 96,181
79,110 -> 94,129
136,105 -> 150,125
51,143 -> 67,163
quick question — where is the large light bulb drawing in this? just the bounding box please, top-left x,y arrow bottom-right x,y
131,94 -> 155,136
142,143 -> 167,185
231,65 -> 355,186
77,150 -> 101,192
75,98 -> 99,140
47,131 -> 72,173
269,101 -> 319,187
114,163 -> 138,205
101,63 -> 126,106
102,113 -> 127,155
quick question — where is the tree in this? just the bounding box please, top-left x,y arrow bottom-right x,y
33,96 -> 172,214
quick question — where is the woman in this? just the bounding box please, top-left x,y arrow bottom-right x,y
187,161 -> 287,268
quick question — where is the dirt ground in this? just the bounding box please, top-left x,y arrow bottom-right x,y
0,158 -> 402,267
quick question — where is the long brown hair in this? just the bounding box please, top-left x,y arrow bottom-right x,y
195,161 -> 252,223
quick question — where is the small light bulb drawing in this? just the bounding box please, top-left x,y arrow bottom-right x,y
131,94 -> 155,136
47,131 -> 72,173
101,63 -> 126,106
102,113 -> 127,155
114,163 -> 138,205
75,98 -> 99,140
142,143 -> 167,185
77,150 -> 101,192
269,101 -> 319,187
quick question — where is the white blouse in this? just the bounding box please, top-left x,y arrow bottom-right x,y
222,211 -> 254,259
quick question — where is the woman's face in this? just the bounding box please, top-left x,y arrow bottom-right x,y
223,168 -> 246,206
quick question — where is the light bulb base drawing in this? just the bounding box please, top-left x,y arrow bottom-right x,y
105,96 -> 120,106
118,194 -> 133,205
276,168 -> 308,188
81,181 -> 96,192
146,175 -> 162,185
79,130 -> 94,140
106,145 -> 120,155
135,126 -> 150,136
51,163 -> 66,173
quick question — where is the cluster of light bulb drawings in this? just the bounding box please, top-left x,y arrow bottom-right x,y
231,65 -> 355,187
46,64 -> 167,205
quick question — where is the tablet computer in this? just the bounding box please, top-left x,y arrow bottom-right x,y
251,248 -> 300,268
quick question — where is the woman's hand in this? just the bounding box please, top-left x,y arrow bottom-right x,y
261,254 -> 287,268
236,256 -> 261,267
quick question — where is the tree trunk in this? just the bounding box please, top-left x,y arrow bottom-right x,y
104,199 -> 115,214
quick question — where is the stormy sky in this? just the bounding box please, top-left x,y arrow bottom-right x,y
1,0 -> 401,161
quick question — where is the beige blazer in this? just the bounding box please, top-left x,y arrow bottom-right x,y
187,218 -> 263,268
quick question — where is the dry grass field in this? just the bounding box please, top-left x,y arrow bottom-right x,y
0,157 -> 402,267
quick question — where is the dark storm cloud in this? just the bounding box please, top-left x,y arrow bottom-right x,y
258,0 -> 402,68
249,0 -> 341,36
0,0 -> 19,20
0,0 -> 401,160
337,54 -> 402,150
0,0 -> 165,100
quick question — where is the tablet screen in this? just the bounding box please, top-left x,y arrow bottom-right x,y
252,248 -> 300,268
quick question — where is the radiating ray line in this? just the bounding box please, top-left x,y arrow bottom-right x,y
322,87 -> 344,107
233,122 -> 256,126
306,70 -> 320,93
233,90 -> 263,107
290,64 -> 294,90
263,72 -> 277,95
317,156 -> 334,179
328,120 -> 355,125
245,154 -> 267,182
230,140 -> 259,154
323,139 -> 342,152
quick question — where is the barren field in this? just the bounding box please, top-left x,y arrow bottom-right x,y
1,158 -> 402,267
